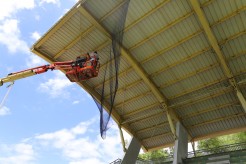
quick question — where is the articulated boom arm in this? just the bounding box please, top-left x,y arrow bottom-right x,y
0,61 -> 73,86
0,56 -> 100,86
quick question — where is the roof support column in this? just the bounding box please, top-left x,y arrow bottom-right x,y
121,137 -> 141,164
190,0 -> 246,113
173,122 -> 188,164
166,108 -> 177,139
236,90 -> 246,113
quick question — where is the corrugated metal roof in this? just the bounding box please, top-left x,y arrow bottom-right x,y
31,0 -> 246,151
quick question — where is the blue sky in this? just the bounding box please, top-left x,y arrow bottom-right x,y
0,1 -> 130,163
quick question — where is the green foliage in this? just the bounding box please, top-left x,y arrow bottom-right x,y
138,149 -> 170,160
197,132 -> 246,153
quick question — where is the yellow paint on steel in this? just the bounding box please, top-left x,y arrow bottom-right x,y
115,91 -> 152,109
171,87 -> 233,111
0,70 -> 36,84
53,1 -> 129,60
129,112 -> 165,125
136,121 -> 169,134
141,30 -> 203,64
124,0 -> 171,32
159,63 -> 220,89
124,102 -> 160,118
162,51 -> 246,100
151,30 -> 245,78
201,0 -> 216,7
31,48 -> 124,128
169,77 -> 229,100
181,101 -> 240,119
190,0 -> 233,80
94,67 -> 132,90
100,1 -> 127,21
151,48 -> 210,78
105,80 -> 143,99
94,0 -> 245,90
140,7 -> 245,68
146,125 -> 246,151
187,113 -> 246,128
35,3 -> 80,48
190,0 -> 246,112
129,11 -> 194,51
77,6 -> 168,149
54,26 -> 95,59
92,1 -> 226,73
142,131 -> 173,142
193,126 -> 246,142
146,142 -> 174,152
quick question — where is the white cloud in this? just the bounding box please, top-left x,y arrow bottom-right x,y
34,15 -> 40,21
0,118 -> 127,164
35,118 -> 124,163
38,71 -> 74,98
0,143 -> 35,164
0,0 -> 35,54
0,19 -> 29,53
30,31 -> 41,41
26,53 -> 46,67
39,0 -> 60,6
0,0 -> 35,21
72,100 -> 80,104
0,106 -> 11,116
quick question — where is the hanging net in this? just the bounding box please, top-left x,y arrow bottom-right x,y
91,0 -> 130,139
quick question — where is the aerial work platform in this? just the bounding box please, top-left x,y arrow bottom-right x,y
31,0 -> 246,163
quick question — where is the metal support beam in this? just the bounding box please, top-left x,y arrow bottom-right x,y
236,90 -> 246,113
129,11 -> 194,51
181,101 -> 240,119
171,87 -> 234,109
124,0 -> 170,31
190,0 -> 246,113
124,102 -> 160,118
35,2 -> 81,48
31,48 -> 124,123
193,126 -> 246,141
115,91 -> 152,109
187,113 -> 245,128
118,125 -> 127,152
122,111 -> 164,125
136,122 -> 169,134
129,112 -> 165,125
141,30 -> 203,64
54,26 -> 95,59
159,63 -> 219,89
142,132 -> 173,142
96,29 -> 244,92
147,125 -> 246,151
78,5 -> 181,138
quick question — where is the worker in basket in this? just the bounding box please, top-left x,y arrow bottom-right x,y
70,51 -> 100,80
73,51 -> 99,68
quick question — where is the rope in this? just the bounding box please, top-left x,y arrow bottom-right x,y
0,82 -> 14,109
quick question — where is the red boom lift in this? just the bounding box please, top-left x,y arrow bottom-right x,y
0,55 -> 100,86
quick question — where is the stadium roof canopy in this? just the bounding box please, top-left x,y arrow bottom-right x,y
32,0 -> 246,151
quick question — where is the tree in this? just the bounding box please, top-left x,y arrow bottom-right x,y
197,132 -> 246,153
138,149 -> 170,160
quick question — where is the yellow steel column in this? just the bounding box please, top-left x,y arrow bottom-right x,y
190,0 -> 246,112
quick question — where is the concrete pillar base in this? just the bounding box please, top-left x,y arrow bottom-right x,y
173,122 -> 188,164
121,137 -> 141,164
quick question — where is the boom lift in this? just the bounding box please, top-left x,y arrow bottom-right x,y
0,55 -> 100,86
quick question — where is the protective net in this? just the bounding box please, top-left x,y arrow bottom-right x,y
92,0 -> 130,139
